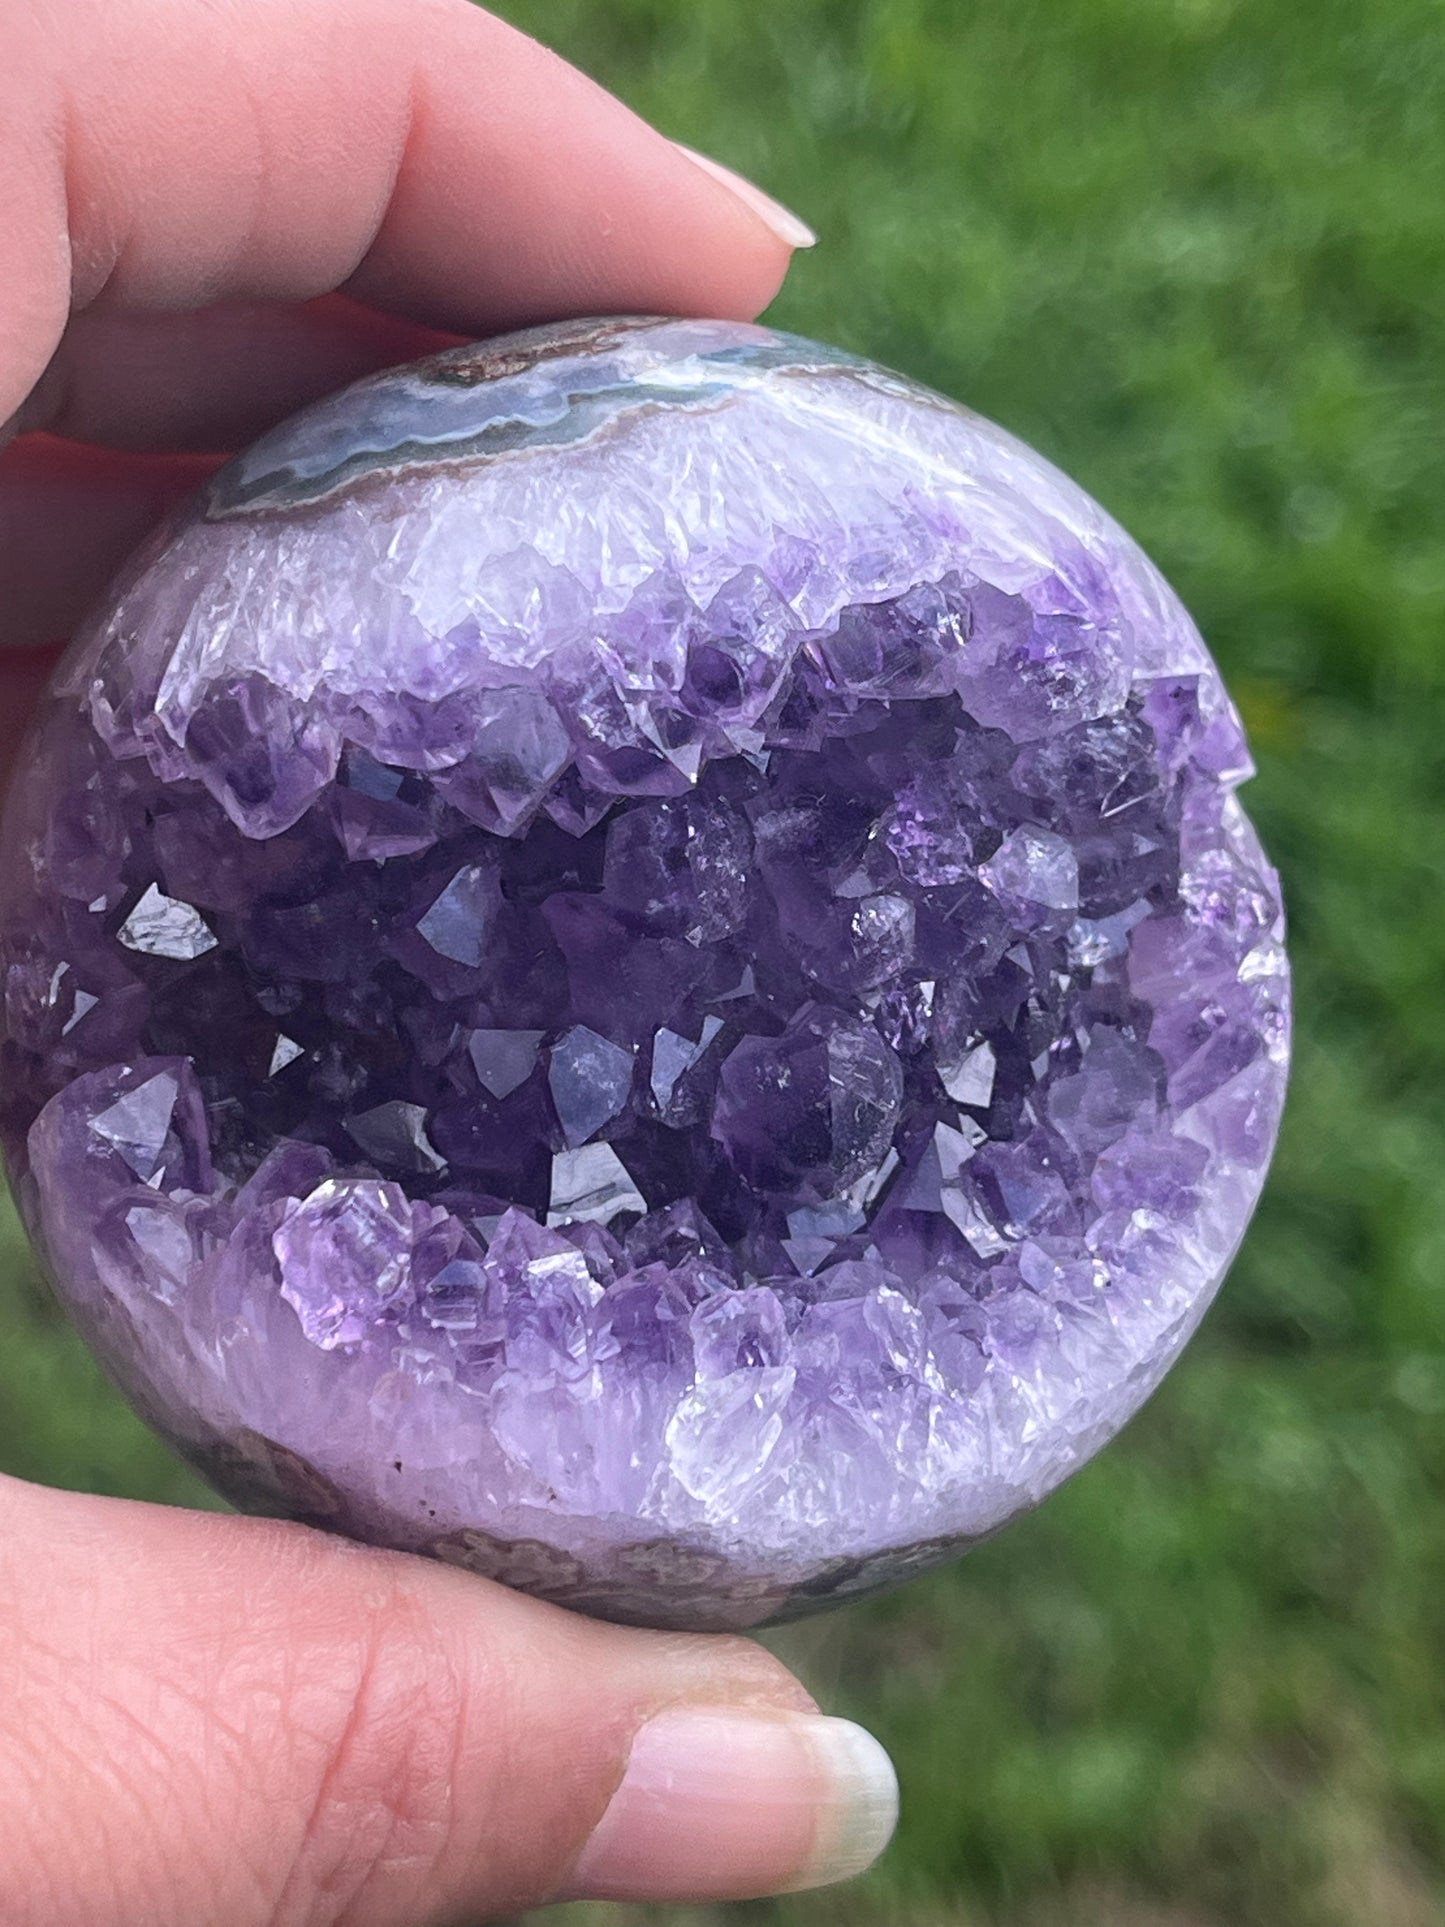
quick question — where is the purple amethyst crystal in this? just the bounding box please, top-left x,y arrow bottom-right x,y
0,317 -> 1289,1630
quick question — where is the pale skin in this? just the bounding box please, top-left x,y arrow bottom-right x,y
0,3 -> 902,1921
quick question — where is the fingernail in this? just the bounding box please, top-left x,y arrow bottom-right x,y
674,143 -> 817,250
564,1706 -> 897,1902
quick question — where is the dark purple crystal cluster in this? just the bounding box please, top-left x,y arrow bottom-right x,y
0,319 -> 1288,1628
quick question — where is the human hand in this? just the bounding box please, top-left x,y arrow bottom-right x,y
0,3 -> 898,1920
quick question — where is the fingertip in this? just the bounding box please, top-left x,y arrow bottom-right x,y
561,1706 -> 898,1904
344,2 -> 808,330
786,1717 -> 899,1893
672,143 -> 818,253
643,140 -> 809,322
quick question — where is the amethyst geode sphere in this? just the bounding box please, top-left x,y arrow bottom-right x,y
0,318 -> 1288,1629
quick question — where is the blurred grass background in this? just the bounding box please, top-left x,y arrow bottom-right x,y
3,0 -> 1444,1921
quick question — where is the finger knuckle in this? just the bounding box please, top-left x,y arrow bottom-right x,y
275,1580 -> 468,1927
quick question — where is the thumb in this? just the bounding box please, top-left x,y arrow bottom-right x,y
0,1475 -> 897,1924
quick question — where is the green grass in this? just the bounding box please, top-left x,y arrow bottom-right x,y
6,0 -> 1445,1920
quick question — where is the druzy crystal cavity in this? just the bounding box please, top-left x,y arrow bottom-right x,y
0,318 -> 1289,1629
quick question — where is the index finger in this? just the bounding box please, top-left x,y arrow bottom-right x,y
0,0 -> 809,425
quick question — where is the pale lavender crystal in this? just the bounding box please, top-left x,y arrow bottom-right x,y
549,1027 -> 637,1148
468,1028 -> 544,1101
0,317 -> 1289,1630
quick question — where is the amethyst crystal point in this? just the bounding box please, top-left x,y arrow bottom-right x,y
0,316 -> 1289,1631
